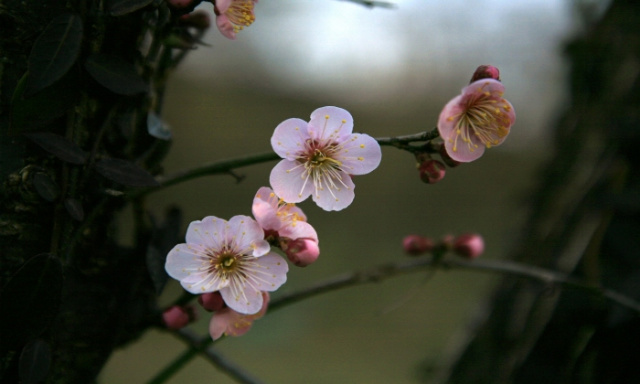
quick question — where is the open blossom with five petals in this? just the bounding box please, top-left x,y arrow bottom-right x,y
165,215 -> 288,315
270,106 -> 382,211
209,292 -> 269,340
214,0 -> 257,40
438,78 -> 516,162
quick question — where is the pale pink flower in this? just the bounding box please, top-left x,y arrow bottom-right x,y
165,215 -> 288,315
214,0 -> 257,40
209,292 -> 270,340
270,106 -> 382,211
438,79 -> 515,162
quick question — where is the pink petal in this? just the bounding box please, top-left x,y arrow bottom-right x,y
227,215 -> 269,257
269,159 -> 313,203
216,0 -> 231,13
247,252 -> 288,292
221,282 -> 263,314
185,216 -> 226,251
271,118 -> 309,160
252,188 -> 281,231
311,172 -> 356,211
215,16 -> 237,40
165,243 -> 207,280
278,220 -> 318,242
337,133 -> 382,175
308,106 -> 354,142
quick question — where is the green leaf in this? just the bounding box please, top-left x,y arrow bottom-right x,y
96,157 -> 158,187
19,339 -> 52,384
0,254 -> 63,350
109,0 -> 154,16
25,14 -> 83,96
84,54 -> 149,95
24,132 -> 88,165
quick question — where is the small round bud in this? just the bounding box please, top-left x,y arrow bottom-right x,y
470,65 -> 500,83
198,292 -> 225,312
280,238 -> 320,267
453,233 -> 485,259
402,235 -> 433,256
419,159 -> 446,184
162,306 -> 192,330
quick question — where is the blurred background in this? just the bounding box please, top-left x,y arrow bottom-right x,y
100,0 -> 593,382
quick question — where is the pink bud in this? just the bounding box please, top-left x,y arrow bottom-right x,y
470,65 -> 501,83
198,292 -> 225,312
281,238 -> 320,267
453,233 -> 485,259
179,10 -> 211,29
402,235 -> 433,256
166,0 -> 199,10
419,159 -> 446,184
162,306 -> 191,330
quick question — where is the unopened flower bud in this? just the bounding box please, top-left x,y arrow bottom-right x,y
166,0 -> 202,14
453,233 -> 485,259
281,238 -> 319,267
402,234 -> 433,256
179,10 -> 211,30
470,65 -> 500,83
198,292 -> 225,312
162,305 -> 193,330
419,159 -> 446,184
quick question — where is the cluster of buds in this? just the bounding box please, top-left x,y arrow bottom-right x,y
402,233 -> 484,260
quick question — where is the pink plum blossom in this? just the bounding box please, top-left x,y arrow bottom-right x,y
165,215 -> 288,315
270,106 -> 382,211
209,292 -> 270,340
438,79 -> 515,162
280,238 -> 320,267
214,0 -> 257,40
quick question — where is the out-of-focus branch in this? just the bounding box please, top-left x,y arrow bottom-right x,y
339,0 -> 397,9
152,253 -> 640,383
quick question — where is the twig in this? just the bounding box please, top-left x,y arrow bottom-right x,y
151,254 -> 640,384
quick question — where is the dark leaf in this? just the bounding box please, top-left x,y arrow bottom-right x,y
84,54 -> 149,95
26,14 -> 83,96
147,111 -> 172,140
64,198 -> 84,221
146,207 -> 182,295
96,157 -> 158,187
12,72 -> 80,131
32,173 -> 60,202
0,117 -> 25,180
0,254 -> 63,349
109,0 -> 154,16
24,132 -> 88,165
19,339 -> 52,384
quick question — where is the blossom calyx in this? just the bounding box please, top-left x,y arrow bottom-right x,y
198,292 -> 226,312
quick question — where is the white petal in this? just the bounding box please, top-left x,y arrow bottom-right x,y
312,171 -> 356,211
220,283 -> 263,315
337,133 -> 382,175
309,106 -> 354,142
271,118 -> 309,160
269,159 -> 313,204
185,216 -> 226,251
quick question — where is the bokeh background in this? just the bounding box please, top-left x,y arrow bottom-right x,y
100,0 -> 593,382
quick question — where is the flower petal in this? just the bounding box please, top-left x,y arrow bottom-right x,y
185,216 -> 226,250
227,215 -> 269,257
269,159 -> 313,203
247,252 -> 289,292
252,188 -> 281,231
337,133 -> 382,175
311,172 -> 356,211
309,106 -> 354,142
215,16 -> 236,40
278,220 -> 318,242
165,243 -> 208,280
221,284 -> 263,314
271,118 -> 309,160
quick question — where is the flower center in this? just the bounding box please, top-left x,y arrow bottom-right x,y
224,0 -> 256,33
